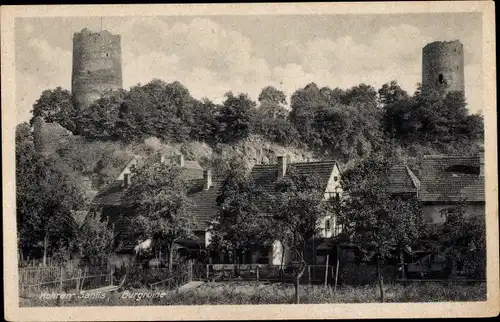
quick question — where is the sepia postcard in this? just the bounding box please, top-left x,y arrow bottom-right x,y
2,2 -> 498,320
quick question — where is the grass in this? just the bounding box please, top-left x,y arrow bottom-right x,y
20,281 -> 486,306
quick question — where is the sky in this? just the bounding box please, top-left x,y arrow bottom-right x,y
15,13 -> 483,123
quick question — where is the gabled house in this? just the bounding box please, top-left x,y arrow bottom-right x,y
388,149 -> 485,225
388,148 -> 485,277
92,153 -> 205,253
91,151 -> 344,266
246,156 -> 344,266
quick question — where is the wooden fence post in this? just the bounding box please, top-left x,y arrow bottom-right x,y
308,266 -> 311,286
189,260 -> 193,282
76,269 -> 81,293
206,264 -> 209,280
59,266 -> 63,293
324,255 -> 329,290
256,266 -> 260,282
334,260 -> 339,292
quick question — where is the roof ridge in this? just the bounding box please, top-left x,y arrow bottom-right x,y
291,160 -> 338,165
423,154 -> 479,159
255,160 -> 338,167
405,165 -> 421,189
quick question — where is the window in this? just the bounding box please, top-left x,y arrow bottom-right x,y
334,176 -> 338,182
325,219 -> 331,233
438,74 -> 445,84
444,164 -> 479,175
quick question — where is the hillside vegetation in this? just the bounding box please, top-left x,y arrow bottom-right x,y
16,79 -> 483,263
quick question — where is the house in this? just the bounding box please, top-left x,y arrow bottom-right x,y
388,148 -> 485,277
245,155 -> 344,266
388,149 -> 484,226
92,151 -> 344,267
92,153 -> 206,254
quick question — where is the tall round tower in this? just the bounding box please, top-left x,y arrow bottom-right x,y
422,40 -> 464,95
71,28 -> 123,109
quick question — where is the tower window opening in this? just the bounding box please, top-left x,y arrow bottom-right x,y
438,74 -> 445,84
106,53 -> 109,57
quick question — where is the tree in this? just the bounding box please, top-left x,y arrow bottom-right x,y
30,87 -> 77,133
378,81 -> 410,107
336,154 -> 425,302
342,83 -> 379,110
269,166 -> 330,304
258,86 -> 289,119
190,99 -> 218,143
123,154 -> 195,274
73,213 -> 115,262
75,90 -> 124,140
382,89 -> 483,155
216,92 -> 255,143
290,83 -> 328,145
434,202 -> 486,278
210,165 -> 270,265
16,144 -> 84,265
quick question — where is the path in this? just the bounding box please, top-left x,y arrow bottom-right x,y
80,285 -> 120,294
177,281 -> 204,293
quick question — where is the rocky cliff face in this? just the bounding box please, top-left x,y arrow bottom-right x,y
139,135 -> 317,176
31,118 -> 320,183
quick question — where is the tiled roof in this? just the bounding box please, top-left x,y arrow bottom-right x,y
250,161 -> 339,192
389,155 -> 484,202
418,155 -> 484,202
186,179 -> 224,231
92,165 -> 204,206
249,160 -> 339,212
387,165 -> 419,194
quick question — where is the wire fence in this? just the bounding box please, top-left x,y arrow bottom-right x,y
19,260 -> 196,297
19,265 -> 112,298
194,263 -> 341,286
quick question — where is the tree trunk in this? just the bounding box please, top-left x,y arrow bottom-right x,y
43,232 -> 49,267
377,258 -> 385,303
168,242 -> 174,276
280,243 -> 286,281
294,259 -> 307,304
295,276 -> 300,304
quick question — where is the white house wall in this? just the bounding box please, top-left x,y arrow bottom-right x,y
268,240 -> 292,266
116,157 -> 138,181
318,163 -> 342,238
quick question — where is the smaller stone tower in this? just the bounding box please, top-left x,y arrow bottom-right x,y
71,28 -> 123,109
422,40 -> 465,95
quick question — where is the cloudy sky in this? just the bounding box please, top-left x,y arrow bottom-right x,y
15,13 -> 483,123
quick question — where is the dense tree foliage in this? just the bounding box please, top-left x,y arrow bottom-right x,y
215,92 -> 256,144
16,124 -> 84,264
336,154 -> 426,302
268,166 -> 331,304
30,87 -> 78,133
123,154 -> 195,274
210,165 -> 270,263
20,78 -> 485,268
29,79 -> 482,159
432,202 -> 486,278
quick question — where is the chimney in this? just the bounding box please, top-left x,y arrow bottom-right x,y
203,170 -> 212,190
123,173 -> 131,188
479,146 -> 484,176
177,154 -> 184,167
277,155 -> 287,178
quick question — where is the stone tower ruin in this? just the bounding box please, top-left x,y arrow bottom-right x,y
422,40 -> 465,95
71,28 -> 123,109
